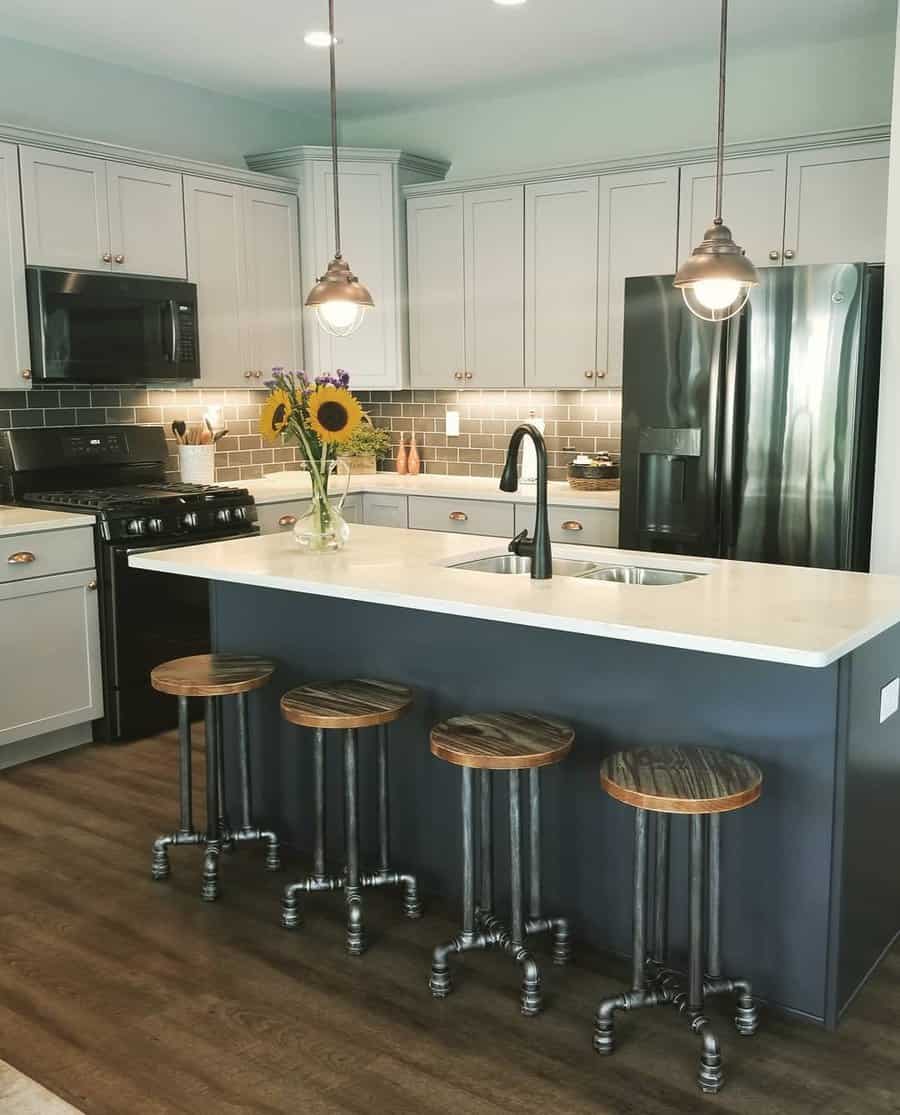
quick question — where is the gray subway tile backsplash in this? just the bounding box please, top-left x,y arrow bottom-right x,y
0,384 -> 622,485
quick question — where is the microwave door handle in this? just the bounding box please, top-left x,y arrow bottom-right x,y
163,300 -> 178,364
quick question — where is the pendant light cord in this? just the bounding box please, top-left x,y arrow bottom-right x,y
328,0 -> 342,258
713,0 -> 728,226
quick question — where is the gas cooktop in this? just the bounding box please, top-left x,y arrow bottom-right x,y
25,482 -> 246,513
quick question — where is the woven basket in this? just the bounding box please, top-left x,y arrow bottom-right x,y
567,476 -> 620,492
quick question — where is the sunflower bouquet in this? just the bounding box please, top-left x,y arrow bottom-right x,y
259,368 -> 364,551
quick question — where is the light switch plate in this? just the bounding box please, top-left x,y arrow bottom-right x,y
880,677 -> 899,724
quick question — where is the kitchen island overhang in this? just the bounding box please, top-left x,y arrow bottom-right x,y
131,526 -> 900,1027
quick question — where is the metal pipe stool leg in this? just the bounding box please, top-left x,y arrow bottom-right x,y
372,724 -> 422,918
344,728 -> 366,956
522,768 -> 571,965
152,694 -> 204,880
478,769 -> 493,922
201,696 -> 222,902
223,692 -> 281,869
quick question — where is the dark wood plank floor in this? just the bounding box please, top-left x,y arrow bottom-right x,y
1,732 -> 900,1114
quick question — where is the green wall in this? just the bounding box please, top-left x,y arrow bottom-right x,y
0,34 -> 327,167
343,33 -> 895,179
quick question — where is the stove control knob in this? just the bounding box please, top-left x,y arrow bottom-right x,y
126,518 -> 146,536
147,518 -> 164,534
182,512 -> 198,529
232,507 -> 246,521
216,508 -> 232,525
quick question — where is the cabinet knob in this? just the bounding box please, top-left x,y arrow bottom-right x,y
21,368 -> 31,380
454,371 -> 464,381
596,368 -> 607,379
7,551 -> 35,565
102,252 -> 112,263
561,520 -> 584,532
114,254 -> 125,264
87,580 -> 97,591
784,249 -> 796,260
278,514 -> 297,528
244,371 -> 253,379
769,249 -> 781,261
584,370 -> 595,380
448,511 -> 468,522
255,371 -> 263,378
464,371 -> 473,380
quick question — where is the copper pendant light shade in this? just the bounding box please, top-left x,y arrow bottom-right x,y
305,0 -> 374,338
674,0 -> 758,322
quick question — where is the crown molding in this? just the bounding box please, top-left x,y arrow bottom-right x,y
246,144 -> 450,180
402,124 -> 891,197
0,121 -> 301,193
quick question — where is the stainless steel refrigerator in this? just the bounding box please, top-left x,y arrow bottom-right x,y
618,263 -> 883,571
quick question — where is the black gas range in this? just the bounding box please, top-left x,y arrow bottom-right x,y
0,425 -> 258,742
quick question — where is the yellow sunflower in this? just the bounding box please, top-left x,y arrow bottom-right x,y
259,389 -> 293,443
306,385 -> 363,445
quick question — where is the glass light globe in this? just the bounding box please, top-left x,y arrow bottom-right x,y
681,282 -> 751,323
693,278 -> 743,311
315,299 -> 367,338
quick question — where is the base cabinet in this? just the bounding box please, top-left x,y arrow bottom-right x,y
256,493 -> 362,535
0,567 -> 102,747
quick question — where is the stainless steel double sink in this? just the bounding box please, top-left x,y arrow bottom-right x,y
449,552 -> 704,585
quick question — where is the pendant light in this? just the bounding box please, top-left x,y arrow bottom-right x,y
305,0 -> 374,338
674,0 -> 758,322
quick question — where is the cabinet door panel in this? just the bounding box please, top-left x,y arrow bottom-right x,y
408,495 -> 514,536
407,194 -> 466,390
784,142 -> 890,265
107,162 -> 186,278
242,188 -> 302,378
0,570 -> 102,746
600,168 -> 679,388
362,492 -> 409,528
20,146 -> 110,271
464,187 -> 525,389
184,176 -> 248,386
678,155 -> 787,268
0,142 -> 30,390
310,161 -> 398,389
525,177 -> 599,388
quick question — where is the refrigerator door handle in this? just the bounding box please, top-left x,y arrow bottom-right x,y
719,317 -> 743,558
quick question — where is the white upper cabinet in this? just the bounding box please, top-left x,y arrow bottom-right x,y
242,187 -> 303,380
525,177 -> 599,389
784,142 -> 890,265
407,193 -> 466,389
678,155 -> 788,268
184,176 -> 247,385
20,146 -> 186,277
463,186 -> 525,389
599,167 -> 679,388
20,147 -> 110,271
106,162 -> 186,278
0,142 -> 30,390
309,160 -> 399,390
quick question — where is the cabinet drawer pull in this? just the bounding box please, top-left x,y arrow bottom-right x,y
114,254 -> 125,264
278,514 -> 297,528
7,551 -> 36,564
21,368 -> 31,380
448,511 -> 468,522
561,520 -> 583,532
87,580 -> 97,591
769,249 -> 781,261
784,249 -> 796,260
102,252 -> 112,263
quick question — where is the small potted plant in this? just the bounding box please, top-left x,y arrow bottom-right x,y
336,415 -> 392,475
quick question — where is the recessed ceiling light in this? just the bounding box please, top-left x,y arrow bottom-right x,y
304,29 -> 338,47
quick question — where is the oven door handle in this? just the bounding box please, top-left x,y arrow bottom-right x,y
118,529 -> 258,557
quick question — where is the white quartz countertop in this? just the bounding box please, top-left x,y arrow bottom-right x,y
0,505 -> 95,537
239,472 -> 620,510
128,524 -> 900,668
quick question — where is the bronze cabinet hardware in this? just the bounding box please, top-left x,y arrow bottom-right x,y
21,368 -> 31,380
769,249 -> 781,261
87,580 -> 97,591
561,520 -> 584,532
278,514 -> 298,528
7,551 -> 36,564
102,252 -> 112,262
448,511 -> 468,522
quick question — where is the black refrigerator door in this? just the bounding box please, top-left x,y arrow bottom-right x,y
725,263 -> 882,570
619,275 -> 727,556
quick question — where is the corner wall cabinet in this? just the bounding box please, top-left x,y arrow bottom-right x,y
245,147 -> 449,391
19,146 -> 187,278
0,141 -> 29,390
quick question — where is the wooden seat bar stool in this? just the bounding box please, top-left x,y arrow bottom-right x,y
150,654 -> 281,901
429,713 -> 574,1016
280,679 -> 422,955
594,746 -> 763,1094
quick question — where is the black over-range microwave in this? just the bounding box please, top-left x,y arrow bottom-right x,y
26,267 -> 200,383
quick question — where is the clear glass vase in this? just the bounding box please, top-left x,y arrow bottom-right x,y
292,461 -> 351,553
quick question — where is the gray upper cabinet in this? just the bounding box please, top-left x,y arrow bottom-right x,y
0,141 -> 30,390
598,167 -> 679,389
525,177 -> 600,389
678,154 -> 788,268
408,185 -> 525,390
463,186 -> 525,389
20,146 -> 186,278
106,162 -> 186,278
20,147 -> 110,272
784,142 -> 890,265
407,194 -> 466,389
